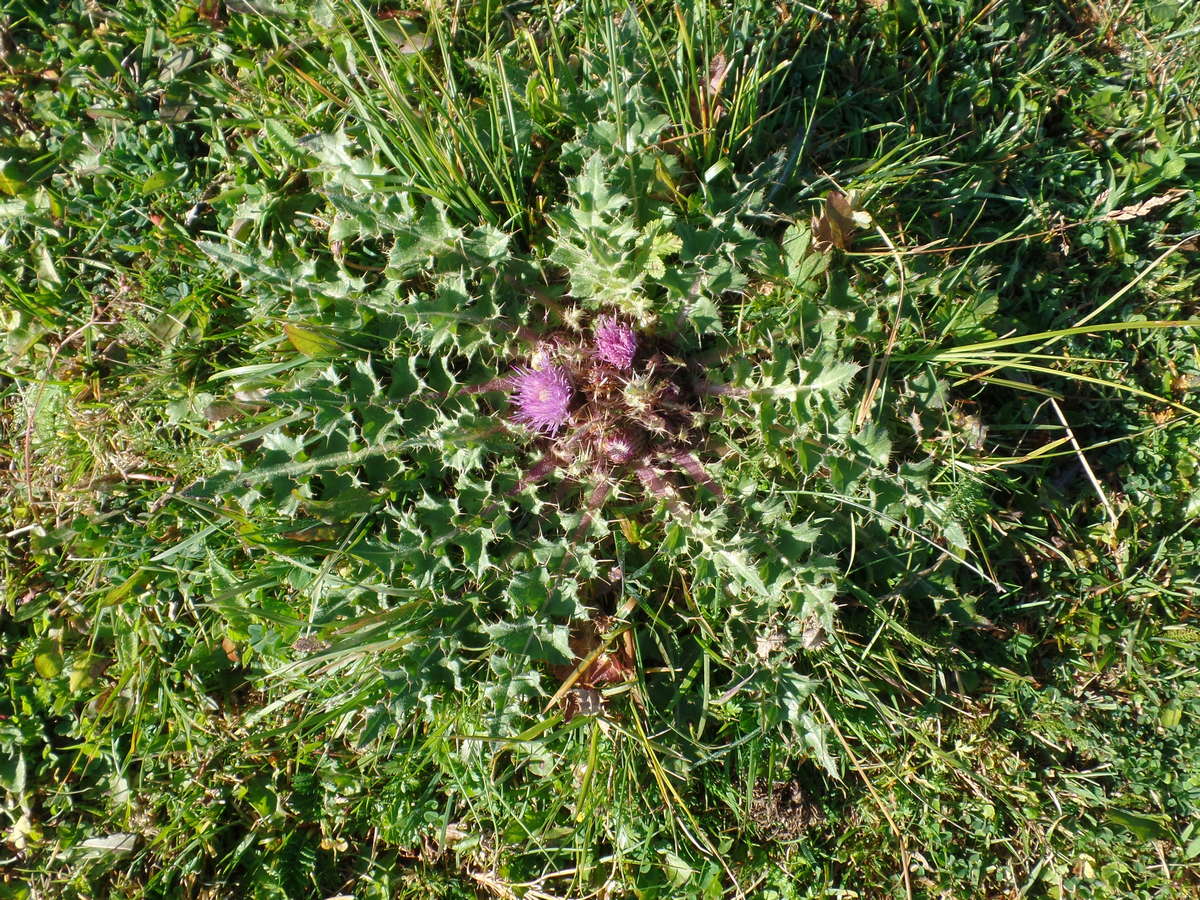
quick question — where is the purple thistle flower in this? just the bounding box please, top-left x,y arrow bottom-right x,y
510,366 -> 574,435
601,428 -> 643,465
594,316 -> 638,370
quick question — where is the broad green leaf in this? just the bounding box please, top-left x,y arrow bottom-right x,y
0,753 -> 27,795
299,486 -> 377,523
69,657 -> 97,693
34,642 -> 63,678
0,159 -> 34,196
1106,809 -> 1174,842
284,324 -> 339,357
140,170 -> 180,194
660,848 -> 695,887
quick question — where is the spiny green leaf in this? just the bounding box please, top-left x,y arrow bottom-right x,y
484,619 -> 573,665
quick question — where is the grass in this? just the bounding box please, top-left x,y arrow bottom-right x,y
2,0 -> 1200,897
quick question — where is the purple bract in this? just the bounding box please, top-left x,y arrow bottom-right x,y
594,316 -> 638,370
601,429 -> 642,465
510,366 -> 574,435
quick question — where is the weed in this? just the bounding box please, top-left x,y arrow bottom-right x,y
2,1 -> 1200,898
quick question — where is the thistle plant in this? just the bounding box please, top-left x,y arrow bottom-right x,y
504,313 -> 721,518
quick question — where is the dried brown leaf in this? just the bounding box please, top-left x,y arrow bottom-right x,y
692,52 -> 730,126
1172,374 -> 1200,395
562,687 -> 603,722
292,636 -> 331,653
551,618 -> 634,689
1103,188 -> 1187,222
800,616 -> 828,650
755,629 -> 786,660
707,53 -> 730,98
812,190 -> 870,252
196,0 -> 224,25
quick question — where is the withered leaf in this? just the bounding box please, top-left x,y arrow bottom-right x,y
1171,374 -> 1200,395
580,650 -> 631,686
562,687 -> 603,722
800,617 -> 828,650
375,8 -> 424,19
812,190 -> 871,252
196,0 -> 224,25
551,619 -> 634,689
292,636 -> 331,653
1103,188 -> 1187,222
692,53 -> 730,126
708,53 -> 730,96
755,629 -> 786,660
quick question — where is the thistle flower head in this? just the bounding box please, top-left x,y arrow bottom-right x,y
594,316 -> 638,370
601,428 -> 643,465
510,365 -> 574,435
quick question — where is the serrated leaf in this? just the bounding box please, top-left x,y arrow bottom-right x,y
852,423 -> 892,466
485,619 -> 573,665
782,222 -> 812,273
463,224 -> 510,262
715,547 -> 767,595
943,519 -> 969,551
454,530 -> 492,579
798,581 -> 838,632
799,361 -> 861,393
572,152 -> 630,230
386,201 -> 464,277
755,361 -> 860,400
775,670 -> 819,724
263,120 -> 305,163
799,711 -> 839,779
302,129 -> 388,193
688,296 -> 722,336
776,520 -> 820,563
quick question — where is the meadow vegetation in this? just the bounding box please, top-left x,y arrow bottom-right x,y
2,0 -> 1199,896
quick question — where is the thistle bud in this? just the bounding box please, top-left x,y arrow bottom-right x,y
594,316 -> 638,370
